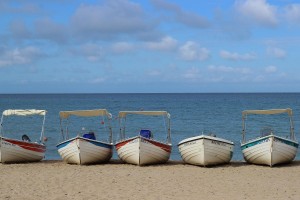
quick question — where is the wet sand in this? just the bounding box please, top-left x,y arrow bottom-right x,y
0,160 -> 299,200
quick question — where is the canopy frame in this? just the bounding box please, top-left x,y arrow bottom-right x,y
59,109 -> 113,143
118,111 -> 171,144
0,109 -> 47,143
241,108 -> 295,143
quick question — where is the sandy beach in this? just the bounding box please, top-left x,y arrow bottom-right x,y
0,160 -> 299,200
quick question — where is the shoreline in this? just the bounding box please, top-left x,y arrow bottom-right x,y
34,158 -> 300,166
1,160 -> 300,200
27,158 -> 300,166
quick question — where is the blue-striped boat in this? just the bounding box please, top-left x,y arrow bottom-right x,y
241,108 -> 298,167
56,109 -> 113,165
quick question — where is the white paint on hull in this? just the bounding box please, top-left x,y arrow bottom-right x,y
242,136 -> 298,166
0,138 -> 45,163
57,137 -> 113,165
178,135 -> 234,166
116,136 -> 171,166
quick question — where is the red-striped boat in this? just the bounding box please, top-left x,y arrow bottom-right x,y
0,109 -> 47,163
115,111 -> 172,166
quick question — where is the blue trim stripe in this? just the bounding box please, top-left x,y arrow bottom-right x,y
56,138 -> 113,150
56,140 -> 72,149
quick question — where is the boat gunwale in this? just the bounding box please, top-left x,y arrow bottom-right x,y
178,135 -> 234,146
115,135 -> 172,146
56,136 -> 113,148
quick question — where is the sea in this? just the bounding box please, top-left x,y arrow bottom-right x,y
1,93 -> 300,161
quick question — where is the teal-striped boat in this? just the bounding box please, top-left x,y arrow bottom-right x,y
241,108 -> 298,167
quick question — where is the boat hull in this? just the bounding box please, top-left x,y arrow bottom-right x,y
241,135 -> 298,166
115,136 -> 172,166
57,137 -> 113,165
0,137 -> 46,163
178,135 -> 234,166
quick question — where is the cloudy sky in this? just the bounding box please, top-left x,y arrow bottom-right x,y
1,0 -> 300,93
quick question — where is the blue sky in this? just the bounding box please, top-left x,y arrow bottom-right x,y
1,0 -> 300,93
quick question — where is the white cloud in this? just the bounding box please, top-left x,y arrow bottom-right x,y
80,44 -> 104,62
0,46 -> 42,68
182,67 -> 201,80
10,20 -> 32,39
179,41 -> 210,61
208,65 -> 251,74
235,0 -> 278,27
220,50 -> 256,60
267,47 -> 286,58
0,2 -> 42,14
265,65 -> 277,73
35,18 -> 66,43
176,10 -> 209,28
147,69 -> 162,76
111,42 -> 134,53
89,77 -> 106,84
71,0 -> 155,40
284,4 -> 300,25
145,36 -> 177,51
150,0 -> 209,28
254,66 -> 285,82
253,75 -> 265,82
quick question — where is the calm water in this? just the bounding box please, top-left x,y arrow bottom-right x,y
1,93 -> 300,161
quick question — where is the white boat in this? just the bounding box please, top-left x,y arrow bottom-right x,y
178,134 -> 234,166
0,109 -> 47,163
56,109 -> 113,165
115,111 -> 172,166
241,108 -> 299,167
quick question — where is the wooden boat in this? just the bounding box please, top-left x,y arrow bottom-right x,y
178,134 -> 234,166
241,108 -> 298,167
115,111 -> 172,166
56,109 -> 113,165
0,109 -> 47,163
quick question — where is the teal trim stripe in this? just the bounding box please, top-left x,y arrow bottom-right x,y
241,136 -> 298,150
241,137 -> 270,150
274,137 -> 299,148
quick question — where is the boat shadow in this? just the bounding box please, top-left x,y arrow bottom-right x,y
3,159 -> 300,168
85,159 -> 300,168
131,160 -> 300,168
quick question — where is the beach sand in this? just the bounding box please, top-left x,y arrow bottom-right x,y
0,160 -> 299,200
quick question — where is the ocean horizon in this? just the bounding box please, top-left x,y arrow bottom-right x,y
1,93 -> 300,161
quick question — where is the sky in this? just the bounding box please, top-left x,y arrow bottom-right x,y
1,0 -> 300,93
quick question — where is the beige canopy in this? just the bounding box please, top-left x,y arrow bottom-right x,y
60,109 -> 112,119
2,109 -> 46,116
118,111 -> 170,118
242,108 -> 292,117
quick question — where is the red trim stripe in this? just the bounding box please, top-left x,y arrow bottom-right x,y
115,136 -> 171,153
115,138 -> 135,150
143,138 -> 172,153
3,138 -> 46,153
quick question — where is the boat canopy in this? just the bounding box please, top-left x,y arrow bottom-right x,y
60,109 -> 112,119
242,108 -> 292,117
2,109 -> 46,116
118,111 -> 170,118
